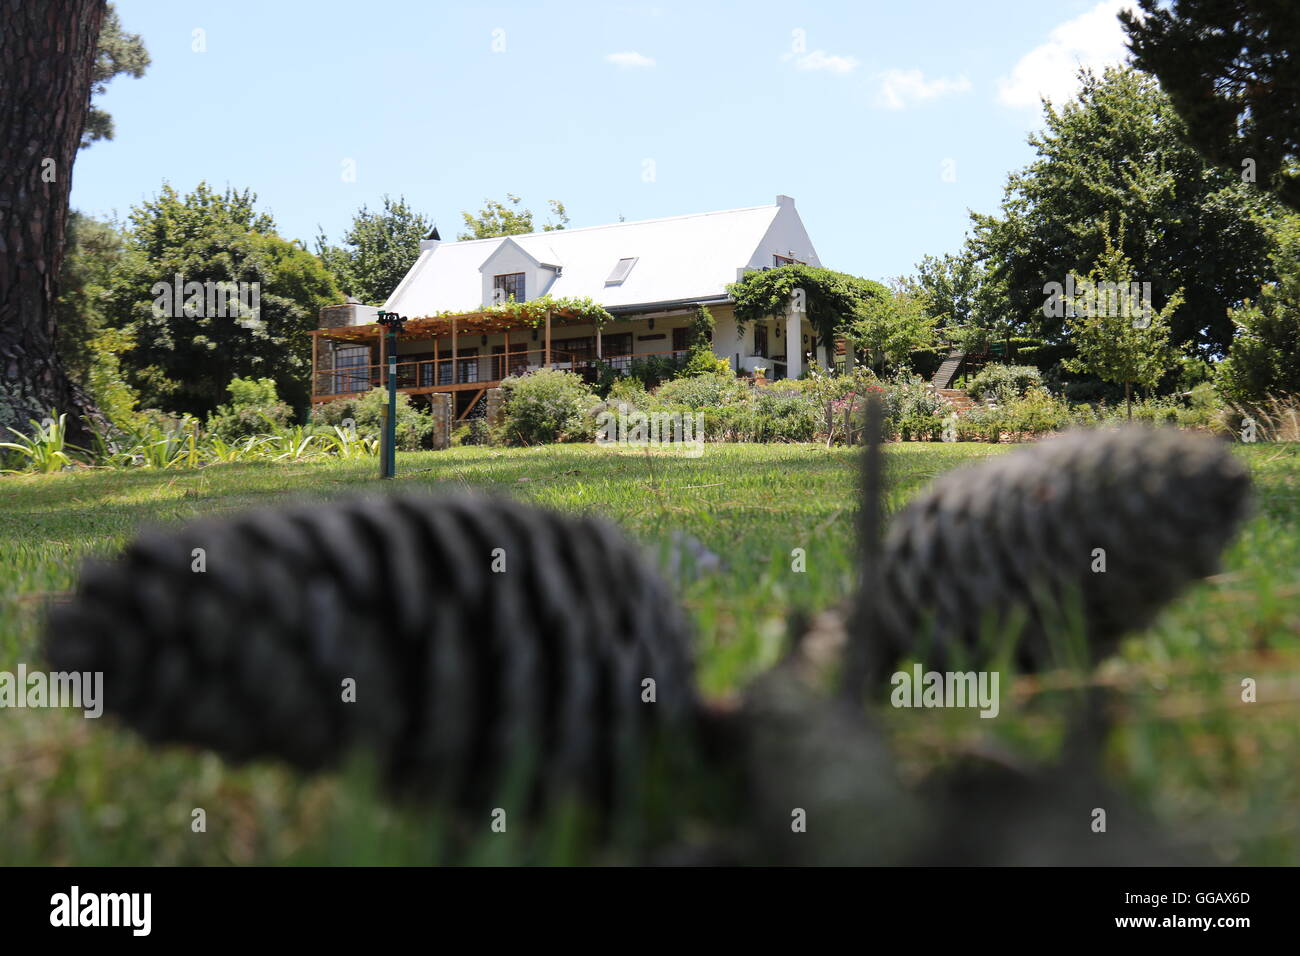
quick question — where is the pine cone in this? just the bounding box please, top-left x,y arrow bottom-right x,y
737,659 -> 922,865
863,427 -> 1250,676
44,492 -> 700,815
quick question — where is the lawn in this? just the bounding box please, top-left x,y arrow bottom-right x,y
1,440 -> 1297,864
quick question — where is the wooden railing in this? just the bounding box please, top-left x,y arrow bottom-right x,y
312,348 -> 696,401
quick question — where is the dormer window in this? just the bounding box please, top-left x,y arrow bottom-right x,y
773,254 -> 805,267
493,272 -> 525,304
605,257 -> 638,285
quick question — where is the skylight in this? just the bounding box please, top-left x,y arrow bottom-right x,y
605,257 -> 638,285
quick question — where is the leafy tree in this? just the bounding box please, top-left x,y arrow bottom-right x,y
914,246 -> 1017,353
728,264 -> 888,358
1062,223 -> 1180,417
972,67 -> 1278,359
83,2 -> 150,147
915,250 -> 979,327
846,279 -> 938,375
106,183 -> 340,417
315,195 -> 433,305
1122,0 -> 1300,211
458,194 -> 569,240
1216,215 -> 1300,402
56,212 -> 126,382
55,213 -> 144,430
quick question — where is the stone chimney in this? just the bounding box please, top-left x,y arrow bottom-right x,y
318,296 -> 380,329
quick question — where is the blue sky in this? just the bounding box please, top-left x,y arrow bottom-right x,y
71,0 -> 1140,283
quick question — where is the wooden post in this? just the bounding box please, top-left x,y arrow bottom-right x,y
596,324 -> 602,359
544,308 -> 552,368
433,335 -> 439,385
452,316 -> 459,384
503,327 -> 509,380
377,327 -> 386,391
310,331 -> 319,400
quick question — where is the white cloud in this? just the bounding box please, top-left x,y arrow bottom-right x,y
605,51 -> 656,69
874,69 -> 972,110
998,0 -> 1138,108
783,50 -> 860,75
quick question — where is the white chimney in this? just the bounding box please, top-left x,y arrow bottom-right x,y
418,224 -> 442,252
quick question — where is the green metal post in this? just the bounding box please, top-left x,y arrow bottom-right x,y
384,348 -> 397,478
376,311 -> 407,480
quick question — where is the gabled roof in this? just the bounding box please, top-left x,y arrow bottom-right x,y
383,199 -> 818,317
477,236 -> 560,273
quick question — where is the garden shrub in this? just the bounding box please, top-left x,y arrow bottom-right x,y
607,377 -> 650,408
695,390 -> 818,443
749,390 -> 819,441
898,413 -> 945,441
497,369 -> 601,445
880,373 -> 944,437
655,371 -> 747,409
968,364 -> 1043,402
627,354 -> 687,390
681,346 -> 731,378
1176,382 -> 1229,431
206,376 -> 293,441
1001,387 -> 1072,435
311,387 -> 433,450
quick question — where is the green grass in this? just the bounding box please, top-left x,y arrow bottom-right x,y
0,440 -> 1297,864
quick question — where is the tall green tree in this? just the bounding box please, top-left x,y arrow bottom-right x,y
56,212 -> 126,383
914,246 -> 1016,353
107,184 -> 340,416
1216,215 -> 1300,403
1062,223 -> 1180,417
1122,0 -> 1300,211
315,195 -> 433,305
972,67 -> 1279,360
55,213 -> 141,429
458,194 -> 569,240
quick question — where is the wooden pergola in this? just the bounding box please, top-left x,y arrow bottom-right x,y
310,305 -> 609,413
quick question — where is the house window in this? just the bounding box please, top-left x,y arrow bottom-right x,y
555,336 -> 595,363
773,254 -> 806,267
602,333 -> 634,371
456,347 -> 480,384
754,323 -> 769,358
333,345 -> 371,394
672,326 -> 688,354
493,273 -> 525,304
492,342 -> 532,379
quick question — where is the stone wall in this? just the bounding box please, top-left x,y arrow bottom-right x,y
430,393 -> 452,451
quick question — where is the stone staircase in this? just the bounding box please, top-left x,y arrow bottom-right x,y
936,388 -> 976,414
931,348 -> 965,389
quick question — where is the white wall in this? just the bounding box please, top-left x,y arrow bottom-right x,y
745,196 -> 822,271
477,241 -> 559,308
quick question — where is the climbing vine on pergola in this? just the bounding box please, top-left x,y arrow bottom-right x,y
727,265 -> 888,354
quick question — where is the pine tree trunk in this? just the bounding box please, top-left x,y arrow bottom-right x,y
1125,381 -> 1133,420
0,0 -> 108,448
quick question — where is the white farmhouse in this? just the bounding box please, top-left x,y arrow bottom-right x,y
311,196 -> 824,418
